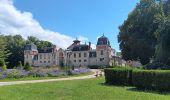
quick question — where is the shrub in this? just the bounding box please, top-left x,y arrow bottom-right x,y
0,59 -> 7,71
132,70 -> 170,91
24,62 -> 32,70
144,62 -> 169,70
88,65 -> 110,69
0,59 -> 5,67
17,61 -> 23,68
104,68 -> 132,85
2,64 -> 7,71
6,69 -> 24,78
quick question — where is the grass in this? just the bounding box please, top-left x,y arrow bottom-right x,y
0,77 -> 170,100
0,72 -> 94,82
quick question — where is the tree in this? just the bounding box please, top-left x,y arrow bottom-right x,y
24,62 -> 32,70
5,35 -> 26,68
0,35 -> 10,60
17,61 -> 23,68
0,59 -> 7,71
155,14 -> 170,65
26,36 -> 53,51
118,0 -> 162,65
163,0 -> 170,15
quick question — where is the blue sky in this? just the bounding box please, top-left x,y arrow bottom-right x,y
0,0 -> 140,51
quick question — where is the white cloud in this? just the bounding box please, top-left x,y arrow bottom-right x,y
0,0 -> 92,49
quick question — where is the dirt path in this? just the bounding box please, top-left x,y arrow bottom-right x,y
0,69 -> 99,86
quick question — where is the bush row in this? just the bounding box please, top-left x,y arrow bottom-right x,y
0,68 -> 90,79
104,68 -> 170,91
104,68 -> 132,85
132,70 -> 170,91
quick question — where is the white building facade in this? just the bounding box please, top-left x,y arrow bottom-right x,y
24,35 -> 116,67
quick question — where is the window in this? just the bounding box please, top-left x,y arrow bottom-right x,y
40,61 -> 42,63
79,60 -> 81,62
74,53 -> 76,58
26,55 -> 28,59
53,55 -> 56,59
44,54 -> 46,59
44,61 -> 46,63
48,61 -> 50,63
100,58 -> 104,61
100,41 -> 103,45
84,53 -> 87,57
84,59 -> 87,62
79,53 -> 81,58
74,60 -> 76,62
40,54 -> 42,59
101,50 -> 104,55
48,54 -> 50,59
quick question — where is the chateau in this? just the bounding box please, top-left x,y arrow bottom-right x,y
24,35 -> 116,67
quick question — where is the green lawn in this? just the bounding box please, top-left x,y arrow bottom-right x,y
0,77 -> 169,100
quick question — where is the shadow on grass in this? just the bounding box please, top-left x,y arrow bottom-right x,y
127,87 -> 170,95
98,82 -> 131,88
99,82 -> 170,95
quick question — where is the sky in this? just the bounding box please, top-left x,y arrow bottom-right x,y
0,0 -> 140,51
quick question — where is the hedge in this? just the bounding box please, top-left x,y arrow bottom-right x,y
132,70 -> 170,91
104,68 -> 132,85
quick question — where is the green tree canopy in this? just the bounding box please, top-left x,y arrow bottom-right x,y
118,0 -> 163,65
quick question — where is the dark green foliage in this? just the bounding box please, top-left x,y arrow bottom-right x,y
24,62 -> 32,70
163,0 -> 170,15
0,59 -> 5,67
88,65 -> 100,69
59,61 -> 64,68
104,68 -> 132,85
5,35 -> 26,68
144,62 -> 169,70
0,35 -> 10,60
17,61 -> 23,68
0,59 -> 7,70
155,14 -> 170,66
118,0 -> 161,65
132,70 -> 170,91
88,65 -> 108,69
26,36 -> 53,51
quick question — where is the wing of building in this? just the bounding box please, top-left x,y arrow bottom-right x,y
24,35 -> 117,67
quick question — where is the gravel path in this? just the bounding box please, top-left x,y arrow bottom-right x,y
0,69 -> 98,86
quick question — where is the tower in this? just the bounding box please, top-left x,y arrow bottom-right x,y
24,43 -> 38,66
73,38 -> 81,45
96,34 -> 111,66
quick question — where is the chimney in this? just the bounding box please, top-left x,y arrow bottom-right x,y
89,42 -> 91,49
52,45 -> 56,53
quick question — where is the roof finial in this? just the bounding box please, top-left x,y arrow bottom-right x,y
103,33 -> 105,36
76,37 -> 78,40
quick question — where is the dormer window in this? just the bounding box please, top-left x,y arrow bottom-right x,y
100,41 -> 103,45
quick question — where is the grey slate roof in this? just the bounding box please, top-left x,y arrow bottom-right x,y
72,45 -> 90,51
24,43 -> 37,51
97,35 -> 110,46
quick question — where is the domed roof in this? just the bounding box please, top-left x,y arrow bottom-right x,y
97,34 -> 110,46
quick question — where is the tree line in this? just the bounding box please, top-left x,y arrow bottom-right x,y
0,34 -> 53,68
118,0 -> 170,69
